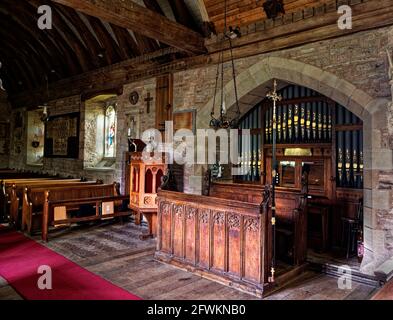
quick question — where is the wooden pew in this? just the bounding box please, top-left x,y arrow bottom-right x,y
43,193 -> 129,241
1,178 -> 56,223
210,181 -> 308,266
23,182 -> 114,234
155,189 -> 269,297
6,179 -> 98,230
22,183 -> 130,241
2,178 -> 80,225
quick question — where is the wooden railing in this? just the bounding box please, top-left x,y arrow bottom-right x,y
155,190 -> 269,297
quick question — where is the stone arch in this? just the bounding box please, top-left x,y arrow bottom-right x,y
197,56 -> 392,274
198,57 -> 380,128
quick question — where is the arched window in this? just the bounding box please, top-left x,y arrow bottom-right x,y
104,105 -> 116,157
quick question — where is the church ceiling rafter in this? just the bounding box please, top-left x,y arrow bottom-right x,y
1,0 -> 82,76
0,52 -> 33,92
0,9 -> 66,76
0,15 -> 68,92
50,0 -> 207,54
0,0 -> 205,97
27,0 -> 94,73
85,15 -> 123,64
0,14 -> 57,78
168,0 -> 201,32
51,3 -> 104,68
4,0 -> 393,108
203,0 -> 324,32
0,40 -> 46,90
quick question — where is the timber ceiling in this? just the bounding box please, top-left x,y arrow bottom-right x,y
0,0 -> 205,98
204,0 -> 323,32
0,0 -> 384,108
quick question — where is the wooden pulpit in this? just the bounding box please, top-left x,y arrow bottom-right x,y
128,152 -> 166,239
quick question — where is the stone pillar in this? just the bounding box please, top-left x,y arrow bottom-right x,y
361,99 -> 393,274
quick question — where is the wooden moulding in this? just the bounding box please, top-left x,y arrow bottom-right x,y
154,190 -> 268,297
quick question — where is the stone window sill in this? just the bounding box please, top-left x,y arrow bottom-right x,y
84,167 -> 115,172
26,163 -> 44,167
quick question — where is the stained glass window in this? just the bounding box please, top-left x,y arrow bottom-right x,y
105,105 -> 116,157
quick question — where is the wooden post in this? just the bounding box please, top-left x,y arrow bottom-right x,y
21,187 -> 28,231
42,190 -> 50,242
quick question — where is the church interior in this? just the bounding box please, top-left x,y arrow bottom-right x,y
1,0 -> 393,301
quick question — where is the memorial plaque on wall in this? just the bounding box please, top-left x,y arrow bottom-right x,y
173,109 -> 196,133
44,113 -> 80,158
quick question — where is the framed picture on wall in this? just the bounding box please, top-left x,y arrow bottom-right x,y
0,123 -> 8,138
0,122 -> 10,155
173,109 -> 196,134
44,112 -> 80,158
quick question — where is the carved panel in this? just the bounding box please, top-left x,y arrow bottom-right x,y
174,204 -> 184,219
213,211 -> 225,225
144,196 -> 153,205
160,201 -> 171,216
199,209 -> 210,224
186,206 -> 197,220
228,213 -> 241,230
244,217 -> 260,232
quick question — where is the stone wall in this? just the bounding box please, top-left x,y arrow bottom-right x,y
0,90 -> 11,168
83,101 -> 105,168
26,110 -> 45,166
116,78 -> 156,192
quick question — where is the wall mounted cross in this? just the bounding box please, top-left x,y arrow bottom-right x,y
144,92 -> 153,114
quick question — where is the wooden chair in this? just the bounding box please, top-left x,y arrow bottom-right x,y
307,203 -> 330,252
341,198 -> 363,259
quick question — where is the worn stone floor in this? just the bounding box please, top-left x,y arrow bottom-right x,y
0,221 -> 379,300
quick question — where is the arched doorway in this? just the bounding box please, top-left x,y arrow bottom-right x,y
198,57 -> 391,275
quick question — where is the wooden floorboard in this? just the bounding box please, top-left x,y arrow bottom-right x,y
0,221 -> 382,300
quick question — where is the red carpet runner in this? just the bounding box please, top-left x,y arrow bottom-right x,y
0,226 -> 141,300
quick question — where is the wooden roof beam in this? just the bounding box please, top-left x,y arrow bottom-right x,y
51,0 -> 207,54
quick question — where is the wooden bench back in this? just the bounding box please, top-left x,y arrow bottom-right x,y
6,179 -> 81,195
210,181 -> 308,266
1,178 -> 67,223
26,183 -> 117,208
20,181 -> 108,230
210,182 -> 306,221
